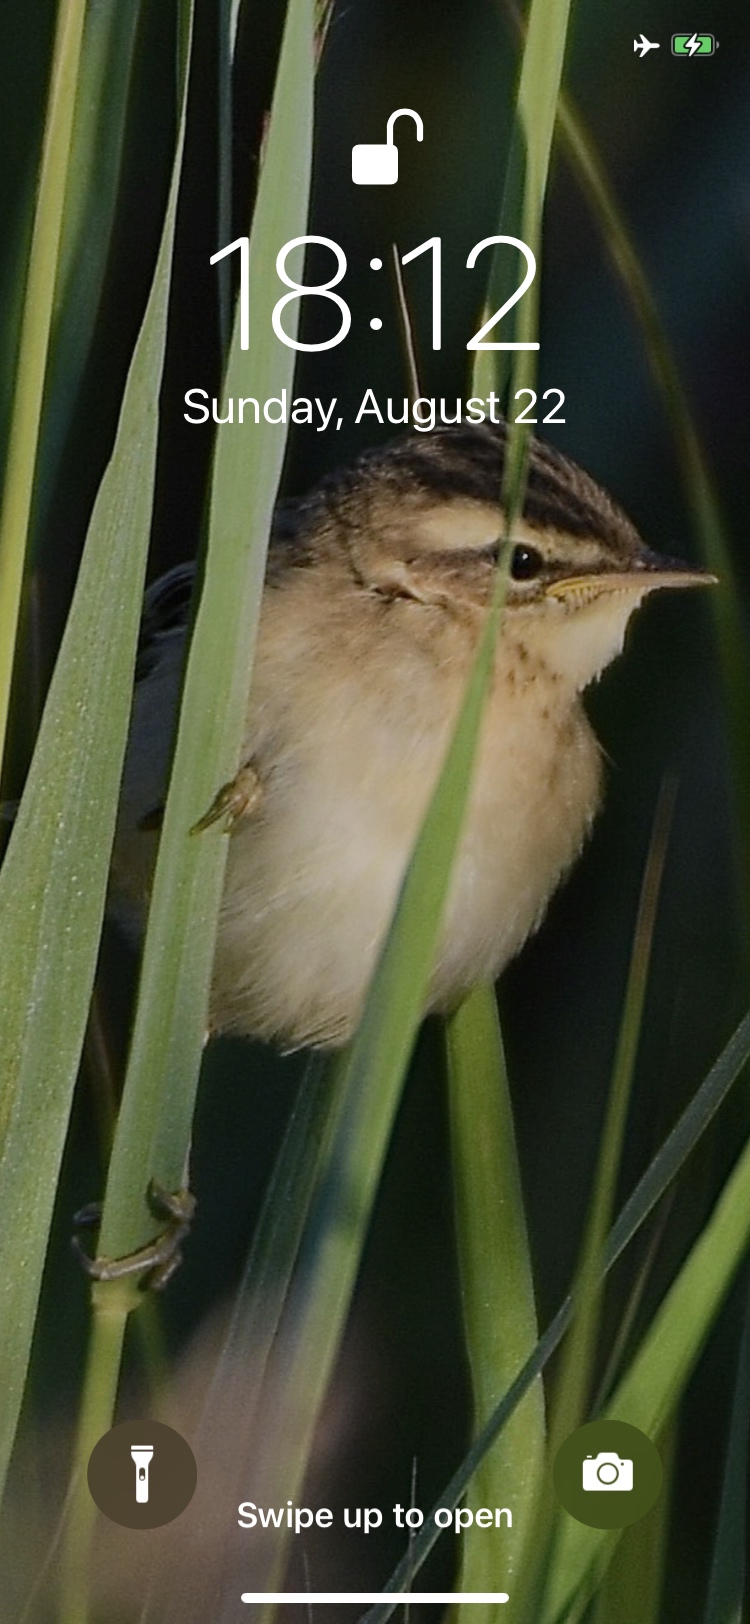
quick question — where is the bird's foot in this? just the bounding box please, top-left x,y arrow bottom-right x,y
191,760 -> 263,834
71,1181 -> 196,1292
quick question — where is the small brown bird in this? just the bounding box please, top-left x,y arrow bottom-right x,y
113,422 -> 711,1049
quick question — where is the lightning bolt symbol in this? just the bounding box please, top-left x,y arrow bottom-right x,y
686,31 -> 701,54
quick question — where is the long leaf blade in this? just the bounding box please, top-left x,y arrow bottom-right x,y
702,1279 -> 750,1624
543,1133 -> 750,1621
0,3 -> 189,1499
447,987 -> 544,1604
97,0 -> 316,1263
0,0 -> 87,768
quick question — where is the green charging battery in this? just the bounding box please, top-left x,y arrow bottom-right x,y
671,33 -> 716,55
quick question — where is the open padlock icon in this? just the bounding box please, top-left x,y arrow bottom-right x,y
351,109 -> 424,185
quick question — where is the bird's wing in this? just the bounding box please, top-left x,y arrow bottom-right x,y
136,562 -> 196,681
135,501 -> 304,682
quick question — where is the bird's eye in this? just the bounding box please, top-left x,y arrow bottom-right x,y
510,544 -> 544,581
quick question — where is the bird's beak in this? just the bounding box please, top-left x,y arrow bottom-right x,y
547,551 -> 717,604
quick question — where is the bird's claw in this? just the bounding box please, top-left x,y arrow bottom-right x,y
191,761 -> 263,835
72,1181 -> 196,1292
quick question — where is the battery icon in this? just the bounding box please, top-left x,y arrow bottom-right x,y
671,33 -> 716,54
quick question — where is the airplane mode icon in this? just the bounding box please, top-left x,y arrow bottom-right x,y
634,34 -> 660,56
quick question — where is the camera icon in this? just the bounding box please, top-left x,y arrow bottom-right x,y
582,1452 -> 634,1491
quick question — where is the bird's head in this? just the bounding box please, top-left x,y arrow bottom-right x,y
283,423 -> 715,693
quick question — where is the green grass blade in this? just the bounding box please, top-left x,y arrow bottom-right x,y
96,0 -> 315,1270
702,1279 -> 750,1624
591,1194 -> 673,1413
543,1133 -> 750,1622
0,0 -> 87,772
0,2 -> 192,1505
550,781 -> 675,1444
445,0 -> 570,1606
202,1056 -> 332,1421
59,1303 -> 131,1624
187,1058 -> 342,1496
447,986 -> 545,1605
32,0 -> 144,539
363,1005 -> 750,1620
470,0 -> 572,414
217,0 -> 234,358
590,1425 -> 674,1624
606,1012 -> 750,1268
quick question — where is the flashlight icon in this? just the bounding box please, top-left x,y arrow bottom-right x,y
130,1445 -> 154,1503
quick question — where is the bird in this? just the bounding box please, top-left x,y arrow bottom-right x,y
112,421 -> 712,1050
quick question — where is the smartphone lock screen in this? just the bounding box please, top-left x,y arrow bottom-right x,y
0,3 -> 748,1622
